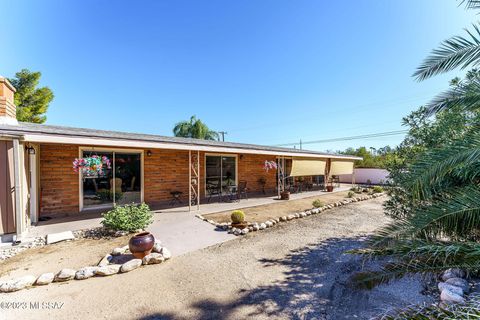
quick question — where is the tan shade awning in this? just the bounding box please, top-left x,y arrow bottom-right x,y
330,160 -> 354,175
290,159 -> 326,177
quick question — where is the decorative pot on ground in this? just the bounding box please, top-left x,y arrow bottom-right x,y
326,185 -> 334,192
128,232 -> 155,259
280,191 -> 290,200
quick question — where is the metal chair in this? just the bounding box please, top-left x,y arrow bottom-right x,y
206,182 -> 221,203
237,180 -> 248,200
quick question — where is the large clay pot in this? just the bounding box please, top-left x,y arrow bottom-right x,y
280,191 -> 290,200
326,185 -> 334,192
128,232 -> 155,259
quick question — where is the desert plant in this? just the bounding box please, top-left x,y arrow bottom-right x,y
350,186 -> 362,194
347,191 -> 355,198
312,199 -> 324,208
101,203 -> 153,232
231,210 -> 245,224
372,186 -> 384,193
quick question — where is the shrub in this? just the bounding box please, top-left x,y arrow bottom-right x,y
350,186 -> 362,194
231,210 -> 245,223
101,203 -> 153,232
347,191 -> 355,198
312,199 -> 324,208
373,186 -> 384,193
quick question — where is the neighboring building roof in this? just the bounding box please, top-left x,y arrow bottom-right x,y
0,122 -> 362,160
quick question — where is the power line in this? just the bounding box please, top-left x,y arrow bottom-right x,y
274,130 -> 408,147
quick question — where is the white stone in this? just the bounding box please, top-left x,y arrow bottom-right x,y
114,230 -> 128,237
75,267 -> 98,280
152,241 -> 163,253
259,223 -> 267,230
35,273 -> 54,285
121,259 -> 143,273
287,215 -> 294,220
446,277 -> 470,293
111,246 -> 129,256
96,264 -> 121,276
442,268 -> 466,281
160,247 -> 171,260
98,254 -> 113,267
142,253 -> 165,265
280,216 -> 287,221
438,282 -> 463,296
241,228 -> 249,235
0,275 -> 36,292
46,231 -> 75,245
253,225 -> 259,231
54,269 -> 76,282
234,229 -> 241,235
265,221 -> 273,227
440,288 -> 465,304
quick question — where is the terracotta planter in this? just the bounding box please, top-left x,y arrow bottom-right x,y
326,185 -> 334,192
231,222 -> 248,229
128,232 -> 155,259
280,191 -> 290,200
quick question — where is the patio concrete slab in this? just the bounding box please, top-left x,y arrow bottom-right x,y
46,231 -> 75,244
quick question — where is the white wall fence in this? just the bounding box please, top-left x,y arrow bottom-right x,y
339,168 -> 389,185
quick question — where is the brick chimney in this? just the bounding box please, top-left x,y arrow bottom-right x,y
0,76 -> 17,125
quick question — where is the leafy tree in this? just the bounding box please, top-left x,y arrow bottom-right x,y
8,69 -> 54,123
339,146 -> 396,169
173,115 -> 219,140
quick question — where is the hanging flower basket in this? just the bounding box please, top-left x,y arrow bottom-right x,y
263,160 -> 277,172
73,155 -> 111,177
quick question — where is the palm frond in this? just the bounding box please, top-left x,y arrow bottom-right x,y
413,24 -> 480,81
460,0 -> 480,10
426,77 -> 480,114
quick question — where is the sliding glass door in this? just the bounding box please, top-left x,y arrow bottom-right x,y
82,150 -> 142,210
205,155 -> 237,194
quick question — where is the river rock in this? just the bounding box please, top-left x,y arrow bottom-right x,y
121,259 -> 142,273
152,240 -> 163,253
54,268 -> 76,282
440,288 -> 465,304
111,246 -> 129,256
241,228 -> 249,235
96,264 -> 121,276
438,282 -> 464,296
446,277 -> 470,293
0,275 -> 37,292
442,268 -> 466,281
75,267 -> 98,280
98,254 -> 113,267
142,253 -> 165,265
160,247 -> 172,260
259,223 -> 266,230
35,273 -> 54,285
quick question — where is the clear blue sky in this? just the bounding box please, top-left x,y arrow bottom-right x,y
0,0 -> 476,152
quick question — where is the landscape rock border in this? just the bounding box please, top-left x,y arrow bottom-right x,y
438,268 -> 471,305
196,193 -> 386,236
0,240 -> 171,293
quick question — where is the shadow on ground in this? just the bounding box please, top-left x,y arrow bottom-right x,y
140,237 -> 433,320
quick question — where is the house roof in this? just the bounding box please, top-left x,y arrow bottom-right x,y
0,122 -> 362,160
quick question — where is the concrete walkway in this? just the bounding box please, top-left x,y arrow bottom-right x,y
26,185 -> 351,257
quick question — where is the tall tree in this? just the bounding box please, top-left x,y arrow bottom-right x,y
173,115 -> 219,140
8,69 -> 54,123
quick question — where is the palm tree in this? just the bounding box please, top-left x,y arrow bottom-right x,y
173,116 -> 219,140
351,0 -> 480,289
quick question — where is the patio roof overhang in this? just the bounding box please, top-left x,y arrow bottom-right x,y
21,133 -> 362,160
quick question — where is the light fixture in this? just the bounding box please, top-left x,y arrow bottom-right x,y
25,146 -> 36,155
147,150 -> 152,157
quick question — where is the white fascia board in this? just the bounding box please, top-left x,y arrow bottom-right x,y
23,134 -> 362,161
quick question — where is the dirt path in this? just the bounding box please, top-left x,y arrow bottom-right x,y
1,198 -> 433,320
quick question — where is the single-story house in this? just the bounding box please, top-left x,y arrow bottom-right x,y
0,77 -> 360,241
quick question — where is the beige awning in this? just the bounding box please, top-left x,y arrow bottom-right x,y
330,160 -> 354,175
290,159 -> 326,177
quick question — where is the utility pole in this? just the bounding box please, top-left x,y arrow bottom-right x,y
218,131 -> 227,142
300,139 -> 302,150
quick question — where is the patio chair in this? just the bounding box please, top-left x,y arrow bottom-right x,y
206,182 -> 221,203
237,180 -> 248,200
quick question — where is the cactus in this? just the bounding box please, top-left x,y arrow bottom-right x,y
347,191 -> 355,198
231,210 -> 245,224
312,199 -> 324,208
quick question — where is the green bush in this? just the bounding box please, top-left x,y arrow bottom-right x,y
372,186 -> 384,193
350,186 -> 362,194
101,203 -> 153,232
231,210 -> 245,223
347,191 -> 355,198
312,199 -> 324,208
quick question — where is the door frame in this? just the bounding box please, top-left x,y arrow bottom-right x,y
78,147 -> 144,211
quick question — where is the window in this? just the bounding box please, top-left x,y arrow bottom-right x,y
81,150 -> 142,210
205,155 -> 237,195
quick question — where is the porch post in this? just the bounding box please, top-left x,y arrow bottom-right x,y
189,150 -> 191,212
197,150 -> 200,211
12,138 -> 23,241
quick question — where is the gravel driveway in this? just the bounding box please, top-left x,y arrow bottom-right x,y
2,198 -> 433,320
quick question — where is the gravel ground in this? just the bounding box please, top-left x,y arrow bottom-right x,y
1,198 -> 433,320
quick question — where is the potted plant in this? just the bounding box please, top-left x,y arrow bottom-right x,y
280,190 -> 290,200
231,210 -> 248,229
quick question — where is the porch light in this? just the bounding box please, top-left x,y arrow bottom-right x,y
25,146 -> 36,155
147,150 -> 152,157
